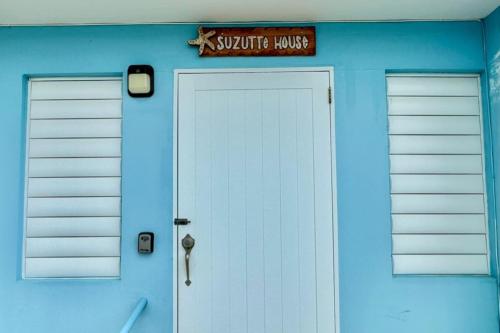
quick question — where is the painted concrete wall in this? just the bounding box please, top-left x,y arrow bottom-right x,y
486,8 -> 500,101
485,5 -> 500,322
0,21 -> 498,332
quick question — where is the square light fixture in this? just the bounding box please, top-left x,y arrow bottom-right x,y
128,65 -> 154,97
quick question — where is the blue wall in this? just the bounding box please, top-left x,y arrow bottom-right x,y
0,20 -> 499,333
485,8 -> 500,309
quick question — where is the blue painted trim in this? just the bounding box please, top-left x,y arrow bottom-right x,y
119,298 -> 148,333
16,75 -> 29,280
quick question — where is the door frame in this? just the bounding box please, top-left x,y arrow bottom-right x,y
172,67 -> 339,333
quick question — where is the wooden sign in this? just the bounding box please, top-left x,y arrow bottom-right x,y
187,26 -> 316,57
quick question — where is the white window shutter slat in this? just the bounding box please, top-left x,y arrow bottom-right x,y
391,194 -> 485,214
388,96 -> 480,115
31,99 -> 122,119
24,78 -> 122,279
26,217 -> 121,237
29,158 -> 121,177
30,119 -> 122,138
390,175 -> 484,194
392,234 -> 487,254
389,116 -> 480,135
29,138 -> 121,158
389,155 -> 483,174
30,80 -> 122,100
27,197 -> 121,217
387,74 -> 489,275
25,257 -> 120,278
387,76 -> 479,96
393,255 -> 488,275
389,135 -> 482,154
28,177 -> 121,197
392,214 -> 486,234
26,237 -> 121,258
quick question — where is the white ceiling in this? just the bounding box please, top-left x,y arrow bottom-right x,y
0,0 -> 498,25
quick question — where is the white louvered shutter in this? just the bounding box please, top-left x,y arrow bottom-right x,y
387,75 -> 489,275
24,78 -> 122,278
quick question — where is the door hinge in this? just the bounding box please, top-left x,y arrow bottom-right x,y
174,218 -> 191,225
328,87 -> 332,104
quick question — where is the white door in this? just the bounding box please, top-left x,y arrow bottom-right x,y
175,69 -> 338,333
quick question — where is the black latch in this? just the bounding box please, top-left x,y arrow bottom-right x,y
174,218 -> 191,225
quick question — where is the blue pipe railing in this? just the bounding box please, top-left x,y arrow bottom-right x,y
119,297 -> 148,333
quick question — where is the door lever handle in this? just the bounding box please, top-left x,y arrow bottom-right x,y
182,234 -> 195,286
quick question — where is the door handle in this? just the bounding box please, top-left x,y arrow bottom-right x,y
181,234 -> 195,286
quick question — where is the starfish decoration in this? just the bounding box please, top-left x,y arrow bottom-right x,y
187,26 -> 216,55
